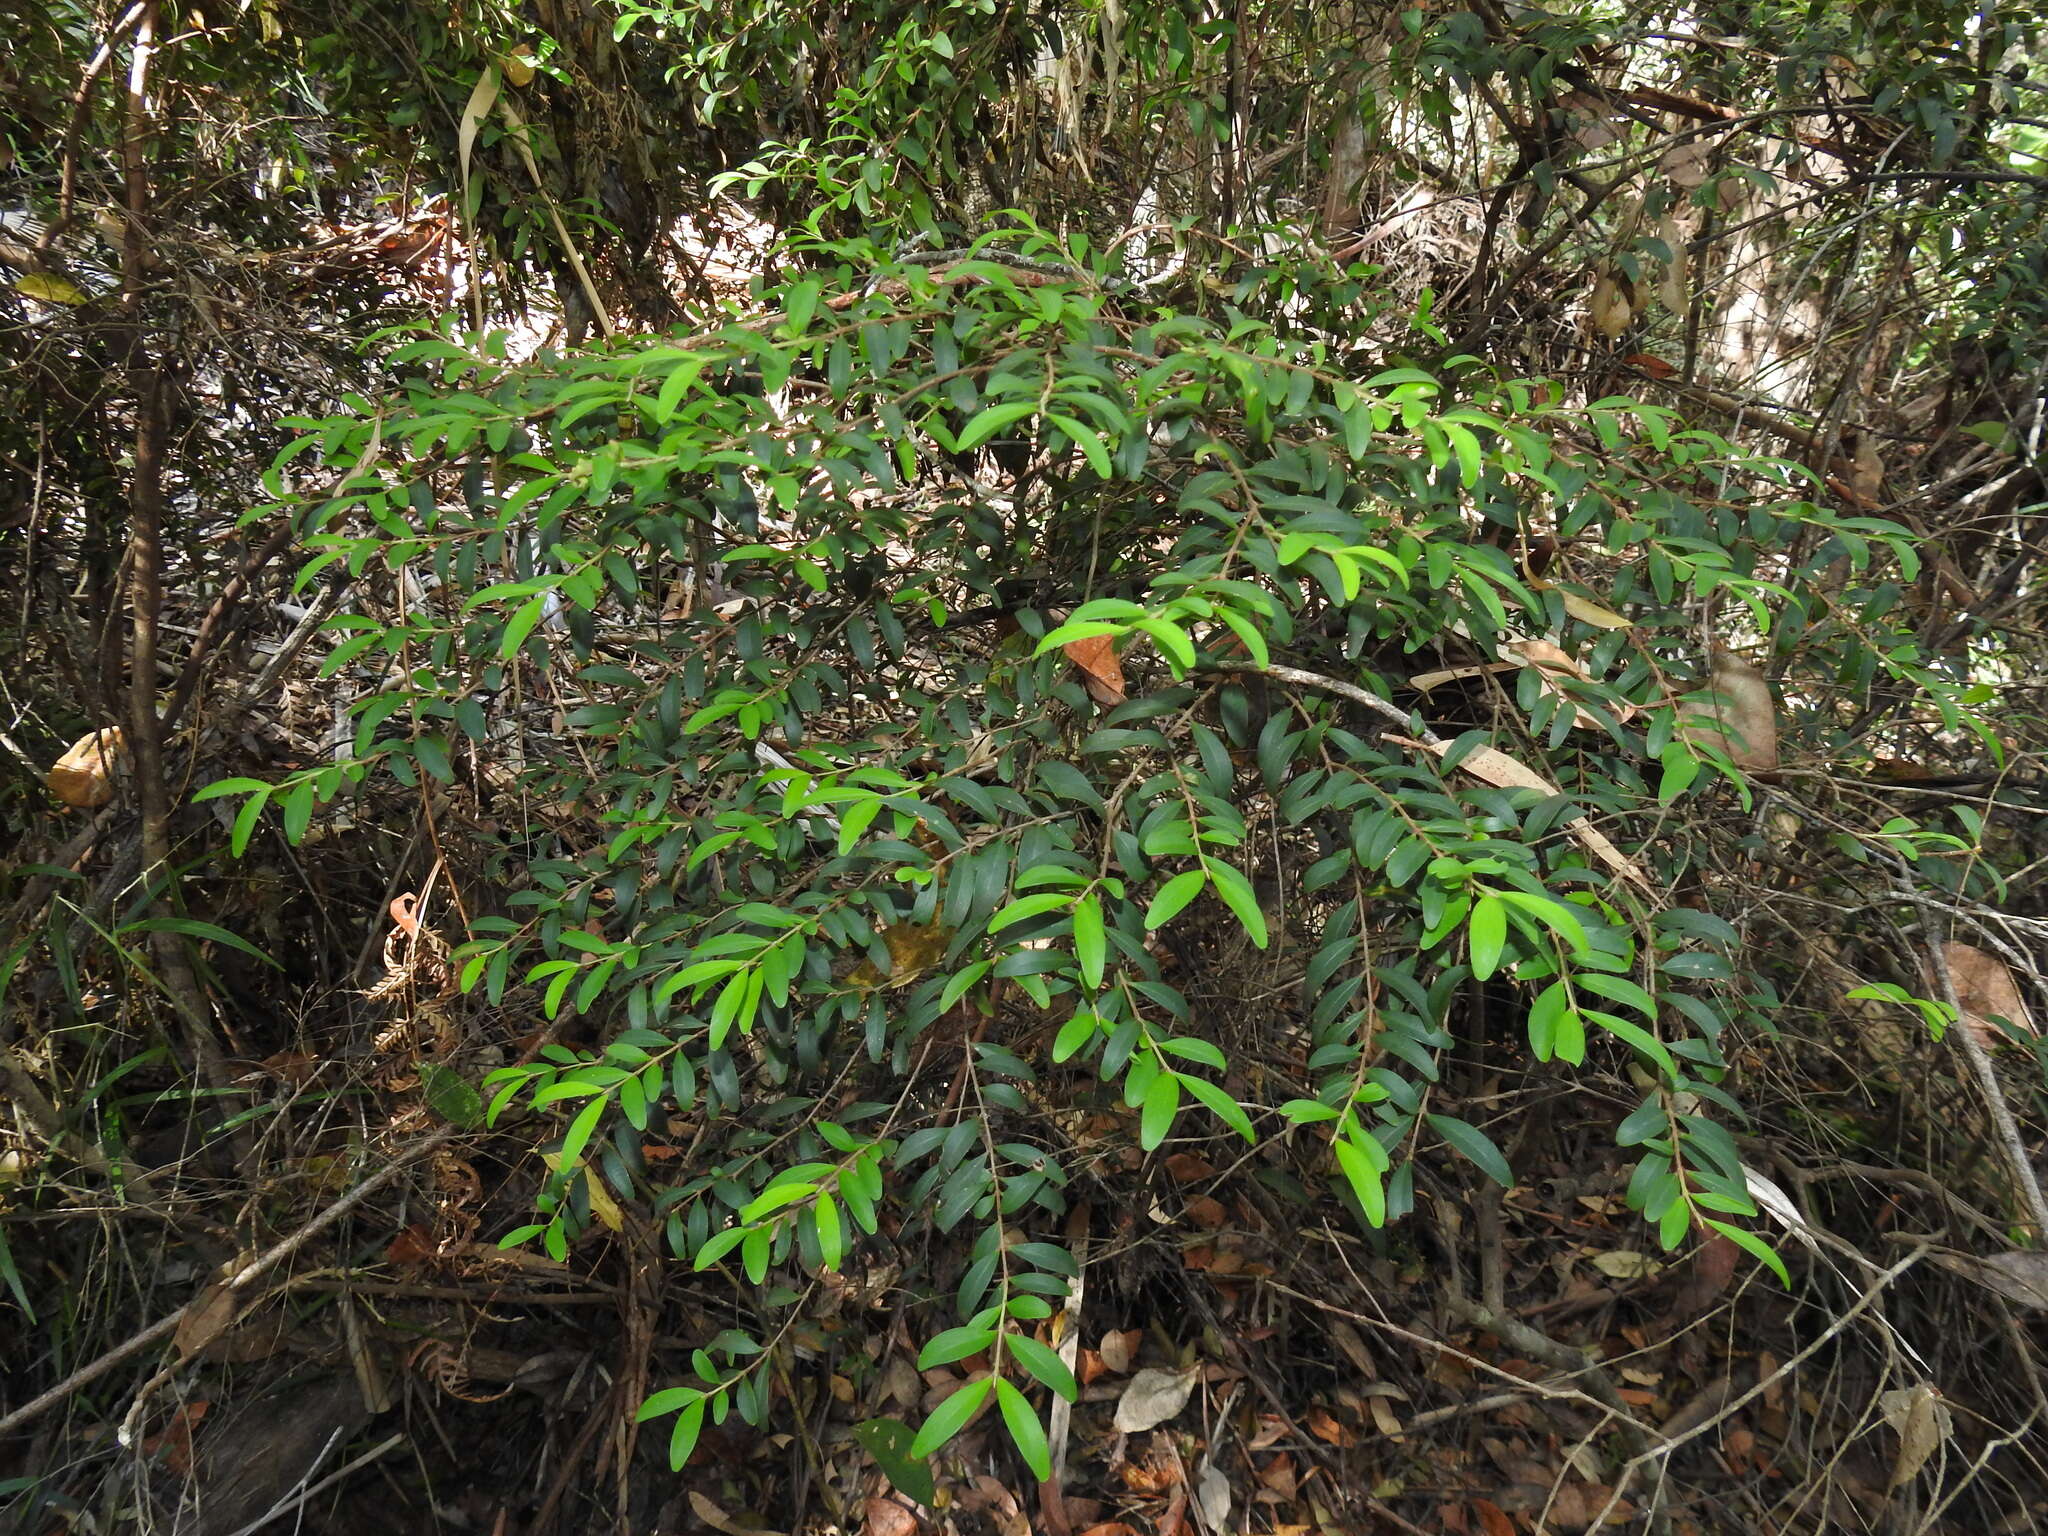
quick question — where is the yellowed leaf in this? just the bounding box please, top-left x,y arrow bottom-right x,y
1560,591 -> 1632,630
17,272 -> 88,306
499,51 -> 536,87
541,1153 -> 622,1231
1655,212 -> 1689,312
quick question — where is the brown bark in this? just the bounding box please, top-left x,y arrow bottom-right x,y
117,1 -> 243,1112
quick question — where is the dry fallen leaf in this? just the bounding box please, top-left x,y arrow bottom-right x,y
1098,1328 -> 1142,1374
1660,140 -> 1711,190
48,726 -> 126,809
1194,1465 -> 1231,1528
863,1497 -> 920,1536
1390,735 -> 1650,887
1589,269 -> 1635,338
1064,633 -> 1126,708
1305,1406 -> 1357,1446
1847,432 -> 1885,504
1329,1318 -> 1377,1380
1881,1382 -> 1951,1489
1112,1365 -> 1199,1433
690,1492 -> 788,1536
1941,941 -> 2035,1049
142,1400 -> 209,1476
1934,1248 -> 2048,1310
1590,1250 -> 1663,1280
1681,651 -> 1778,770
174,1279 -> 240,1361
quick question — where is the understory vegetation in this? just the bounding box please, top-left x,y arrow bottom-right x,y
4,0 -> 2048,1531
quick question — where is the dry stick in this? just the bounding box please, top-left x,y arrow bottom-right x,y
47,1 -> 147,238
117,0 -> 249,1160
1921,921 -> 2048,1242
0,1124 -> 459,1441
1197,660 -> 1444,746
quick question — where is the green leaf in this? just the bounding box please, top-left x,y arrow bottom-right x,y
854,1418 -> 937,1505
692,1225 -> 748,1271
1140,1071 -> 1181,1151
419,1061 -> 484,1128
783,278 -> 822,335
500,592 -> 549,658
192,776 -> 274,803
1181,1073 -> 1256,1142
559,1094 -> 606,1168
1702,1219 -> 1790,1286
909,1376 -> 993,1459
1003,1331 -> 1078,1398
1333,1134 -> 1387,1226
638,1386 -> 703,1421
230,790 -> 270,857
1145,869 -> 1207,930
1071,894 -> 1106,989
956,401 -> 1040,452
1052,1010 -> 1098,1062
1046,413 -> 1112,478
1582,1008 -> 1678,1081
939,960 -> 991,1012
669,1397 -> 706,1468
988,891 -> 1072,933
1466,894 -> 1506,980
1426,1113 -> 1513,1188
995,1377 -> 1052,1481
918,1325 -> 996,1369
814,1192 -> 844,1270
121,916 -> 278,969
1205,860 -> 1269,949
